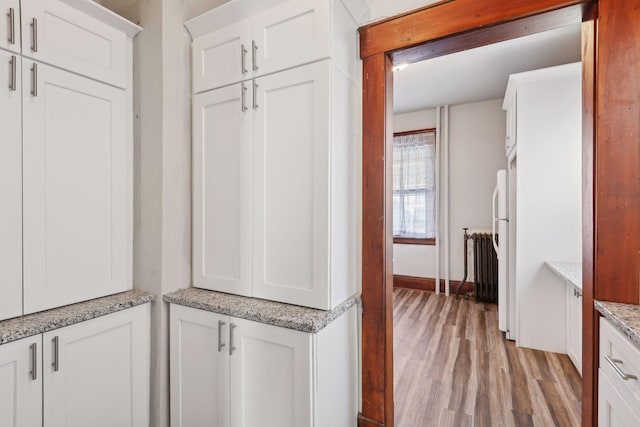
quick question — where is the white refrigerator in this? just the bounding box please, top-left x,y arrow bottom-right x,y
493,169 -> 514,340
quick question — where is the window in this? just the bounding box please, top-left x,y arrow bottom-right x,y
392,129 -> 436,245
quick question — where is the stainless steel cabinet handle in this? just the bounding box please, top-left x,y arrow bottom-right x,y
218,320 -> 226,352
241,82 -> 248,112
31,63 -> 37,97
251,40 -> 258,72
229,323 -> 237,356
605,355 -> 637,381
30,343 -> 37,381
7,8 -> 15,45
52,336 -> 59,372
575,289 -> 582,298
252,81 -> 258,110
31,18 -> 38,52
9,55 -> 16,91
241,44 -> 248,75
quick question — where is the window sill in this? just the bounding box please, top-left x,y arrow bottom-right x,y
393,237 -> 436,246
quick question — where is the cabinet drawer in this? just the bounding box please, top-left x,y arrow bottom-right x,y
20,0 -> 129,88
600,317 -> 640,408
599,368 -> 640,426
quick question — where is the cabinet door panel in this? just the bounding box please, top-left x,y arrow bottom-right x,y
193,84 -> 252,296
193,21 -> 251,93
566,284 -> 582,374
253,60 -> 330,309
170,305 -> 230,427
599,370 -> 640,427
0,50 -> 22,321
22,61 -> 131,314
20,0 -> 128,87
252,0 -> 330,78
0,336 -> 42,427
230,318 -> 312,427
0,0 -> 21,53
43,305 -> 150,427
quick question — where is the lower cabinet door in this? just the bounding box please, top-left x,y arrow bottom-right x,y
599,370 -> 640,427
0,336 -> 42,427
230,318 -> 312,427
170,304 -> 230,427
43,305 -> 150,427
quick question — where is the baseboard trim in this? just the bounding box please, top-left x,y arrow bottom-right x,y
393,274 -> 474,294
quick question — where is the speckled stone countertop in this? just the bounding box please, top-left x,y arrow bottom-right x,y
164,288 -> 360,334
596,300 -> 640,349
545,261 -> 582,289
0,290 -> 156,346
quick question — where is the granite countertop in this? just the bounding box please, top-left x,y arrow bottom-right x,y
0,290 -> 156,346
595,300 -> 640,349
545,261 -> 582,289
164,288 -> 360,334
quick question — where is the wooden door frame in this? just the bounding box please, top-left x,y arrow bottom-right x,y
358,1 -> 598,426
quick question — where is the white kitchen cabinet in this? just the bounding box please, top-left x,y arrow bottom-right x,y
599,317 -> 640,426
20,0 -> 135,88
503,96 -> 516,160
22,60 -> 131,314
0,336 -> 42,427
170,303 -> 358,427
43,304 -> 150,427
566,283 -> 582,374
0,0 -> 21,54
187,0 -> 362,93
0,49 -> 22,321
193,84 -> 253,297
170,305 -> 230,427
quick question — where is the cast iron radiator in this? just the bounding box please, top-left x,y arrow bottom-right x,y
455,228 -> 499,303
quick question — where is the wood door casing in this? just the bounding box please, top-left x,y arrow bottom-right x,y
355,0 -> 640,426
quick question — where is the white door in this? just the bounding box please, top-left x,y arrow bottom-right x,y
0,0 -> 21,54
43,305 -> 150,427
20,0 -> 128,87
0,50 -> 22,321
192,21 -> 251,93
22,61 -> 130,314
566,284 -> 582,374
0,336 -> 42,427
193,83 -> 252,296
598,370 -> 640,427
251,0 -> 330,78
170,305 -> 230,427
230,318 -> 312,427
252,60 -> 331,309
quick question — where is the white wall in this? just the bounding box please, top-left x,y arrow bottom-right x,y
392,100 -> 506,282
366,0 -> 439,23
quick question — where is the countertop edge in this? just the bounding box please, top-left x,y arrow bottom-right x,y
595,300 -> 640,350
544,261 -> 582,290
163,289 -> 360,334
0,291 -> 157,346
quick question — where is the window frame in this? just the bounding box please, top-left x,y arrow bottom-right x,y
392,127 -> 437,246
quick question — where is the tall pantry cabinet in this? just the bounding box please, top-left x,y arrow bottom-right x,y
0,0 -> 140,320
188,0 -> 364,310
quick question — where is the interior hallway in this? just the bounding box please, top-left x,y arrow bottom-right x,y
393,288 -> 581,426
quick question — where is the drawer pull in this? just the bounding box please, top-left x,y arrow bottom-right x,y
605,355 -> 638,381
7,8 -> 15,45
229,323 -> 236,356
218,320 -> 226,352
52,336 -> 59,372
30,343 -> 37,381
31,18 -> 38,53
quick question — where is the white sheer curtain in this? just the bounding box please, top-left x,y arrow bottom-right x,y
392,130 -> 436,239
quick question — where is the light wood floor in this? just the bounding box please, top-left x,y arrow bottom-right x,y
393,288 -> 581,427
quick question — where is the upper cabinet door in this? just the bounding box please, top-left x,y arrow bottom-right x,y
193,83 -> 252,296
170,305 -> 230,427
20,0 -> 129,88
193,21 -> 251,93
230,318 -> 312,427
43,305 -> 150,427
0,50 -> 22,321
0,0 -> 21,53
22,61 -> 131,314
252,60 -> 331,309
0,336 -> 42,427
251,0 -> 330,78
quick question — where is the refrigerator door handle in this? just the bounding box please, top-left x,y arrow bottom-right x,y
492,185 -> 500,254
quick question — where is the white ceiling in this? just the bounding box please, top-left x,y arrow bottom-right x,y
393,23 -> 582,114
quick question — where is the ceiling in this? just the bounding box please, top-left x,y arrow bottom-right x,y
393,23 -> 582,114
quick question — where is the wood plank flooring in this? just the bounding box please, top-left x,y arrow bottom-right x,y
393,288 -> 581,427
